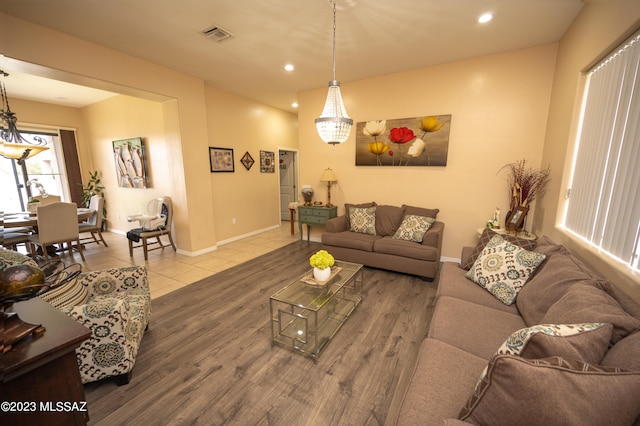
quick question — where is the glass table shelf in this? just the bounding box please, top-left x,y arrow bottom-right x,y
270,260 -> 364,361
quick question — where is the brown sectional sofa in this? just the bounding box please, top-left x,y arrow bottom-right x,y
396,232 -> 640,425
321,203 -> 444,279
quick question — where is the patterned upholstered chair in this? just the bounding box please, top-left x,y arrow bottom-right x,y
0,248 -> 151,385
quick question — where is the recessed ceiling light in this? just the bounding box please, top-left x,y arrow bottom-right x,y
291,102 -> 299,108
478,12 -> 493,24
284,64 -> 295,72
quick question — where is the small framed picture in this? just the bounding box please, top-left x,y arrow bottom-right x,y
240,151 -> 255,171
209,147 -> 234,172
506,205 -> 529,231
260,150 -> 275,173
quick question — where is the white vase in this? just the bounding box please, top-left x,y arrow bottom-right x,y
313,267 -> 331,282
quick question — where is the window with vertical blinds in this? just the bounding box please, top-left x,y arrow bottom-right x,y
564,30 -> 640,271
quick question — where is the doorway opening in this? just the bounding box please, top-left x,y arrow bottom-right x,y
278,149 -> 298,222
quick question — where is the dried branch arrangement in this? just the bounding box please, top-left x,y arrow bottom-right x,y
499,159 -> 551,212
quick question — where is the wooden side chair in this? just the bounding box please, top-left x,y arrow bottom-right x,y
78,195 -> 108,247
127,196 -> 177,260
28,202 -> 85,261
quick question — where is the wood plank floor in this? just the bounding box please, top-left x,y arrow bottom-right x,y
84,241 -> 438,425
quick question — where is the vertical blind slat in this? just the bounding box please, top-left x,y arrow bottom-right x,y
565,31 -> 640,269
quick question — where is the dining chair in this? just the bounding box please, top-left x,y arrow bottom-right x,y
2,231 -> 32,251
127,196 -> 176,260
28,202 -> 85,261
78,195 -> 108,247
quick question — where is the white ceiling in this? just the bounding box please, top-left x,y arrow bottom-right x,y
0,0 -> 585,113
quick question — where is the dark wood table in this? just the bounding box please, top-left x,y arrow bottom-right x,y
1,298 -> 91,425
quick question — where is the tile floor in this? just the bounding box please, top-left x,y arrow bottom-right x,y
22,223 -> 302,299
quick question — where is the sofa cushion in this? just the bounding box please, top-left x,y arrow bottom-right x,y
601,331 -> 640,372
401,204 -> 439,220
321,231 -> 379,252
541,283 -> 640,345
428,296 -> 527,360
374,236 -> 439,261
461,228 -> 537,270
517,238 -> 610,326
493,323 -> 612,364
392,215 -> 435,242
465,235 -> 546,305
458,355 -> 640,426
348,206 -> 376,235
374,204 -> 405,236
396,338 -> 489,425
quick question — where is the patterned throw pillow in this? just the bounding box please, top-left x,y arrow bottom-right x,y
349,206 -> 376,235
0,247 -> 39,270
40,277 -> 89,310
475,323 -> 612,385
461,228 -> 537,270
465,235 -> 546,305
393,215 -> 435,242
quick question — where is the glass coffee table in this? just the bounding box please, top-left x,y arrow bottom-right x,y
270,260 -> 363,361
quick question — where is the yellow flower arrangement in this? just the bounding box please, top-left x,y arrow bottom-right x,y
309,250 -> 335,270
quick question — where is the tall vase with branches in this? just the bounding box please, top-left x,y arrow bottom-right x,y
499,159 -> 550,231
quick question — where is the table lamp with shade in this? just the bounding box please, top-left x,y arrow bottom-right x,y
320,168 -> 338,207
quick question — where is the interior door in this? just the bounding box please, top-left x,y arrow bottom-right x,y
279,150 -> 297,221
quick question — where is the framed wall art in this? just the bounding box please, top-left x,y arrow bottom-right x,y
113,137 -> 149,188
209,147 -> 234,172
355,114 -> 451,167
240,151 -> 255,171
260,150 -> 275,173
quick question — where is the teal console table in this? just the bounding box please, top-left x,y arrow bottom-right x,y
298,205 -> 337,242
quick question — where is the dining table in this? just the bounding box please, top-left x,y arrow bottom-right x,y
3,208 -> 95,229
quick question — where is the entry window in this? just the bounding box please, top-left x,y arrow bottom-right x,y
0,130 -> 68,212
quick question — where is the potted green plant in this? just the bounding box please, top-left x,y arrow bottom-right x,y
80,170 -> 107,223
309,249 -> 335,282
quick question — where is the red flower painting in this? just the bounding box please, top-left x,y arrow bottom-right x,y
388,127 -> 416,144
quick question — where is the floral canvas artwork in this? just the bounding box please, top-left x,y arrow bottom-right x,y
355,115 -> 451,166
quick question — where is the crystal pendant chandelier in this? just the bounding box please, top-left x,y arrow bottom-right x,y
0,71 -> 49,161
315,0 -> 353,146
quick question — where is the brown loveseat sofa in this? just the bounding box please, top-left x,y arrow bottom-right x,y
396,231 -> 640,425
321,203 -> 444,279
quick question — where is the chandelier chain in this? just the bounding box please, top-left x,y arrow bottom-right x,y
331,0 -> 337,81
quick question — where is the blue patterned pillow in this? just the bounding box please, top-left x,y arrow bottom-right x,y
349,207 -> 376,235
465,235 -> 546,305
393,215 -> 435,242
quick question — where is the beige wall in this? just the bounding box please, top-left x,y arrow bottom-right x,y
2,13 -> 214,253
538,0 -> 640,300
2,13 -> 298,254
297,44 -> 558,259
80,95 -> 176,235
204,86 -> 298,243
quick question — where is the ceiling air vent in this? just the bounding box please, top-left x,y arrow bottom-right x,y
201,25 -> 235,43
